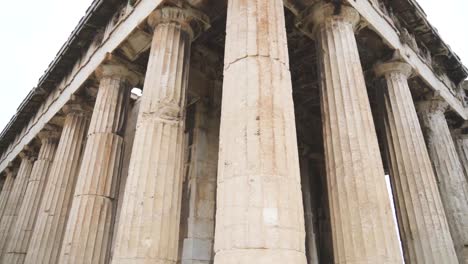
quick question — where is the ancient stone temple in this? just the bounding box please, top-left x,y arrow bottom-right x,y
0,0 -> 467,263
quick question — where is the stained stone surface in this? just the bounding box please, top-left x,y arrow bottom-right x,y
24,106 -> 90,264
181,86 -> 220,264
3,133 -> 58,264
0,169 -> 16,220
453,134 -> 468,183
310,4 -> 403,264
0,153 -> 34,258
376,61 -> 458,264
417,98 -> 468,264
110,6 -> 202,264
299,157 -> 319,264
214,0 -> 307,263
59,66 -> 136,264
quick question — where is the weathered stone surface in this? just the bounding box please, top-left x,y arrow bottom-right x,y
307,4 -> 404,264
109,97 -> 141,258
299,157 -> 319,264
2,132 -> 59,264
24,106 -> 90,264
453,133 -> 468,183
0,168 -> 16,220
375,61 -> 458,263
110,6 -> 207,264
59,65 -> 137,264
214,0 -> 307,263
0,152 -> 35,258
417,98 -> 468,264
181,97 -> 219,264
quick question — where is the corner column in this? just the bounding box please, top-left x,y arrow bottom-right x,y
0,152 -> 35,257
214,0 -> 307,263
110,6 -> 208,264
417,97 -> 468,263
375,61 -> 458,263
0,167 -> 17,219
59,64 -> 137,264
24,105 -> 90,264
300,3 -> 403,263
3,130 -> 59,264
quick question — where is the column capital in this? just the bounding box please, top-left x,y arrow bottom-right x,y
374,61 -> 413,78
147,6 -> 210,40
4,163 -> 18,177
95,53 -> 143,86
37,130 -> 61,145
62,103 -> 93,116
297,3 -> 360,38
18,150 -> 36,162
416,96 -> 449,116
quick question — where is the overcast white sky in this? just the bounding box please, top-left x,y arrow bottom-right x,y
0,0 -> 466,132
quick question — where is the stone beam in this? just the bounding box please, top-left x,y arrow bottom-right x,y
0,0 -> 165,173
344,0 -> 467,120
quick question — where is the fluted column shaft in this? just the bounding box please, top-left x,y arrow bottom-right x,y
0,170 -> 16,219
375,61 -> 458,263
110,7 -> 206,264
24,106 -> 90,264
0,153 -> 35,258
181,99 -> 219,264
307,4 -> 403,263
214,0 -> 306,263
299,157 -> 319,264
454,134 -> 468,183
59,67 -> 135,264
3,134 -> 59,264
417,99 -> 468,263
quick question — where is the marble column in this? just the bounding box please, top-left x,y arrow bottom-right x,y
0,176 -> 5,197
3,131 -> 59,264
110,6 -> 208,264
59,65 -> 138,264
214,0 -> 307,263
300,3 -> 403,263
0,167 -> 16,219
299,157 -> 319,264
24,105 -> 90,264
0,152 -> 35,257
375,61 -> 458,263
181,99 -> 219,264
417,97 -> 468,263
453,133 -> 468,182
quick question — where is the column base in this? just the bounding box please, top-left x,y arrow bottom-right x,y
214,249 -> 307,264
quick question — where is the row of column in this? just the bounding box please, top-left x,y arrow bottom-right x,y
0,1 -> 466,264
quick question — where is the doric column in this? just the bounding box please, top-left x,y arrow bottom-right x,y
3,131 -> 59,264
0,152 -> 35,257
58,64 -> 138,264
24,105 -> 90,264
375,61 -> 458,263
297,3 -> 403,263
181,99 -> 219,264
453,132 -> 468,182
110,6 -> 208,264
214,0 -> 307,263
299,156 -> 319,264
0,167 -> 17,219
0,176 -> 5,198
417,97 -> 468,263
